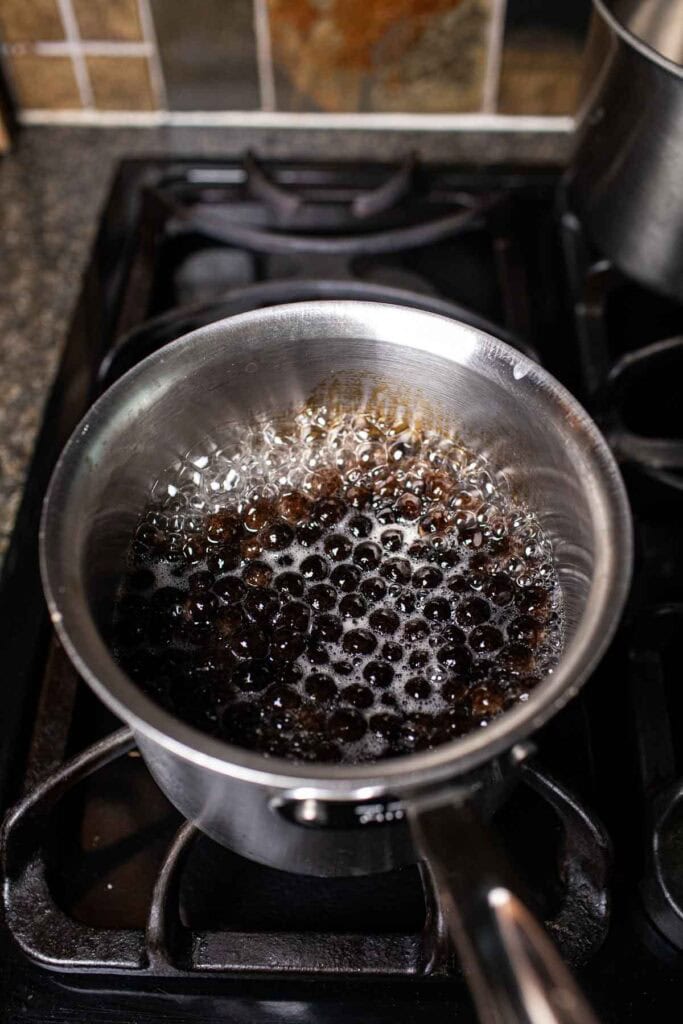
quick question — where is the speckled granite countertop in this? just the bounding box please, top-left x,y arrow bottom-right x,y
0,124 -> 571,565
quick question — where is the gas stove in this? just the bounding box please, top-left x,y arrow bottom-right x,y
1,153 -> 682,1023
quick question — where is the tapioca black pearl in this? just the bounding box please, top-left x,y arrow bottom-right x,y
305,673 -> 338,705
241,535 -> 262,560
376,506 -> 397,526
346,486 -> 372,510
333,659 -> 354,676
116,614 -> 147,647
339,593 -> 367,619
276,660 -> 304,686
501,642 -> 535,674
381,692 -> 398,708
424,597 -> 452,622
330,563 -> 361,593
302,584 -> 333,614
362,660 -> 394,688
460,526 -> 485,549
517,585 -> 552,621
440,623 -> 467,645
182,535 -> 206,564
274,571 -> 305,599
300,554 -> 328,581
485,573 -> 515,606
381,529 -> 404,552
183,590 -> 218,627
382,641 -> 403,663
264,684 -> 302,710
368,608 -> 400,635
412,565 -> 443,590
309,468 -> 342,498
243,587 -> 279,624
270,628 -> 307,660
407,541 -> 430,562
312,497 -> 345,527
448,574 -> 469,595
206,510 -> 241,545
418,509 -> 449,537
395,492 -> 421,522
307,640 -> 330,665
277,600 -> 310,632
233,660 -> 270,693
342,628 -> 377,656
296,520 -> 323,547
380,557 -> 411,585
342,684 -> 375,709
277,490 -> 311,524
433,548 -> 460,570
214,605 -> 246,638
359,576 -> 387,602
507,615 -> 544,646
207,546 -> 240,575
260,519 -> 295,551
328,708 -> 367,743
230,628 -> 269,660
348,514 -> 373,538
243,560 -> 273,588
395,589 -> 416,614
409,650 -> 430,669
437,643 -> 473,673
404,677 -> 432,701
311,613 -> 343,643
324,533 -> 353,561
455,597 -> 491,627
469,624 -> 504,653
470,552 -> 494,575
128,568 -> 155,591
244,500 -> 275,533
369,712 -> 403,741
404,618 -> 429,642
188,570 -> 214,593
353,541 -> 382,572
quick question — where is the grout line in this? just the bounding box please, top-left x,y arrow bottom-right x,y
3,41 -> 154,57
56,0 -> 94,108
137,0 -> 168,110
18,108 -> 576,132
253,0 -> 276,112
482,0 -> 508,114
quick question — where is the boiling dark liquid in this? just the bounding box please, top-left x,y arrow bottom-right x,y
114,410 -> 562,763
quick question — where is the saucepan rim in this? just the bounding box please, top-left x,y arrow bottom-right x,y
40,301 -> 632,795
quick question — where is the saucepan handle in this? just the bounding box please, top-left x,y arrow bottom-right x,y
408,798 -> 600,1024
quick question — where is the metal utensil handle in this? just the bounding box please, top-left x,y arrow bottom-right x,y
408,799 -> 601,1024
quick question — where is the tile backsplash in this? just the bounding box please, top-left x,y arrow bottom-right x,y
0,0 -> 592,118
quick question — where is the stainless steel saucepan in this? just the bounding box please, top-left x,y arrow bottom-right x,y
39,301 -> 632,1023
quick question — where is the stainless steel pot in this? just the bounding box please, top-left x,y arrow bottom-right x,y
566,0 -> 683,301
40,301 -> 632,1023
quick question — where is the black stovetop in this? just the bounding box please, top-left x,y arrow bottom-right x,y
1,153 -> 683,1023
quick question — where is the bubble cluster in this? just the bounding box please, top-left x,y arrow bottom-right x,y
113,406 -> 563,763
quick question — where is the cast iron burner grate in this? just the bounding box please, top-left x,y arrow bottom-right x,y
2,153 -> 683,1023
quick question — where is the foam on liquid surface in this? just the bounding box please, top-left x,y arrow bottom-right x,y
113,406 -> 563,764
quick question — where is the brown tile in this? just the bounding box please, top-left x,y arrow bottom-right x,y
268,0 -> 491,113
72,0 -> 142,42
7,55 -> 81,108
149,0 -> 259,111
86,56 -> 156,110
0,0 -> 64,42
498,27 -> 583,115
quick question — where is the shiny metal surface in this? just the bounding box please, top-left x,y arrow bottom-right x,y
41,300 -> 629,1024
41,300 -> 631,868
567,0 -> 683,301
